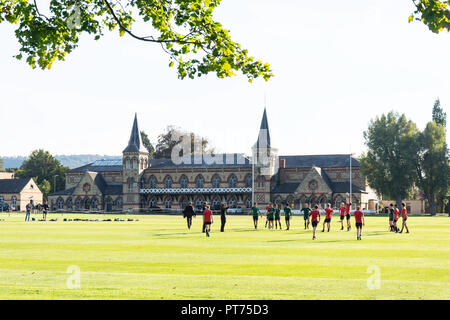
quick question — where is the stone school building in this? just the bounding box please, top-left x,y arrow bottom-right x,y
49,110 -> 378,212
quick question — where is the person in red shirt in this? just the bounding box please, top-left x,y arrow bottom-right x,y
345,202 -> 352,231
203,205 -> 213,237
265,203 -> 271,229
310,205 -> 321,240
400,202 -> 409,234
322,203 -> 334,232
354,206 -> 365,240
393,204 -> 400,233
339,202 -> 346,230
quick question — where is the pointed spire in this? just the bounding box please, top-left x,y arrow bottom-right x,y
123,113 -> 146,153
256,108 -> 271,149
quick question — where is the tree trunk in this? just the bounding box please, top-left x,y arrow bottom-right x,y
429,195 -> 436,215
396,195 -> 402,211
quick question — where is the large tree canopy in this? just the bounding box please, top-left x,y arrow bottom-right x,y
0,0 -> 272,81
410,0 -> 450,33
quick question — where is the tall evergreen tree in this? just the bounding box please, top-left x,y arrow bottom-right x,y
432,98 -> 447,129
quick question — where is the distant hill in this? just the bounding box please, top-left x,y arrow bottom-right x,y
1,155 -> 121,169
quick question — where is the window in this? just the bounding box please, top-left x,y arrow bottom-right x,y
195,198 -> 204,210
180,175 -> 188,188
257,176 -> 265,188
164,197 -> 172,209
75,198 -> 81,210
11,196 -> 17,207
132,158 -> 138,170
125,158 -> 130,170
84,198 -> 91,210
127,178 -> 135,191
140,176 -> 147,188
67,198 -> 73,210
212,198 -> 221,211
164,176 -> 173,189
211,174 -> 221,188
148,198 -> 156,208
91,198 -> 98,210
245,174 -> 252,188
116,197 -> 123,209
57,198 -> 64,210
228,174 -> 237,188
227,196 -> 237,208
149,176 -> 157,189
195,175 -> 204,188
245,197 -> 252,209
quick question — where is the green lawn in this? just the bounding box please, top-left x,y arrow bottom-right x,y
0,213 -> 448,300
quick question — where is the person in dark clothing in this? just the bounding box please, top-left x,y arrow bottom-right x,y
182,202 -> 196,229
42,201 -> 49,221
202,202 -> 207,233
220,203 -> 229,232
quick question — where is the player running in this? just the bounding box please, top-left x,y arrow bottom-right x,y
284,203 -> 292,230
203,204 -> 213,237
399,202 -> 409,233
251,202 -> 259,229
339,202 -> 346,230
322,203 -> 334,232
301,203 -> 311,229
310,205 -> 321,240
354,206 -> 365,240
274,204 -> 282,230
345,202 -> 352,231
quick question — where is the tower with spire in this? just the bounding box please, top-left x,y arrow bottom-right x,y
252,108 -> 278,206
122,113 -> 149,210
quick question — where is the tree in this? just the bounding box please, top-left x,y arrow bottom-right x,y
409,0 -> 450,33
360,112 -> 420,207
432,98 -> 447,128
15,149 -> 68,200
154,125 -> 213,159
0,0 -> 272,81
415,121 -> 449,214
140,130 -> 155,159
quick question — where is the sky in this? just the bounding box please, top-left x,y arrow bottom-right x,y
0,0 -> 449,158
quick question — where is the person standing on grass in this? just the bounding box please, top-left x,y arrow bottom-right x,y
220,203 -> 228,232
25,201 -> 32,221
388,203 -> 394,232
182,202 -> 196,230
400,202 -> 409,234
202,201 -> 207,233
267,203 -> 275,229
310,205 -> 320,240
265,203 -> 271,228
393,204 -> 400,233
301,203 -> 311,230
339,202 -> 346,230
274,204 -> 282,230
42,201 -> 49,221
354,206 -> 365,240
345,202 -> 352,231
203,204 -> 213,237
251,202 -> 259,229
284,203 -> 292,231
322,203 -> 333,232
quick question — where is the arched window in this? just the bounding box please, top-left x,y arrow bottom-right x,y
140,176 -> 147,188
132,158 -> 138,170
245,174 -> 252,188
125,157 -> 130,170
180,175 -> 189,188
75,197 -> 82,210
67,198 -> 73,210
195,175 -> 204,188
84,197 -> 91,210
127,177 -> 134,191
164,176 -> 173,189
149,198 -> 157,208
57,197 -> 64,210
104,197 -> 112,212
211,174 -> 221,188
227,196 -> 237,208
195,197 -> 204,210
116,197 -> 123,209
212,198 -> 221,211
91,198 -> 98,210
164,197 -> 172,209
228,174 -> 237,188
245,197 -> 252,209
149,176 -> 157,189
257,176 -> 265,188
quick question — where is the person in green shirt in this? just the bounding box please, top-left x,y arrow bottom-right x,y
301,203 -> 311,229
274,204 -> 282,230
284,203 -> 292,230
251,202 -> 260,229
267,203 -> 275,229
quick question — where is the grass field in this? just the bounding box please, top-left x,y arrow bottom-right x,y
0,213 -> 448,300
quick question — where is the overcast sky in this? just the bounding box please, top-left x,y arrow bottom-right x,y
0,0 -> 449,158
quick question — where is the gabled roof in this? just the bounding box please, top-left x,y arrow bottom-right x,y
123,113 -> 146,153
312,166 -> 333,191
50,187 -> 76,196
280,154 -> 359,168
0,178 -> 32,193
271,182 -> 300,194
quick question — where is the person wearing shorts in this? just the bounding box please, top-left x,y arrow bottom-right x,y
354,206 -> 365,240
251,202 -> 259,229
322,203 -> 333,232
42,201 -> 49,221
301,203 -> 311,229
310,205 -> 320,240
284,203 -> 292,231
393,204 -> 400,233
345,202 -> 352,231
388,203 -> 394,232
267,204 -> 275,229
339,203 -> 346,230
400,202 -> 409,234
265,203 -> 271,228
274,204 -> 282,230
203,205 -> 213,237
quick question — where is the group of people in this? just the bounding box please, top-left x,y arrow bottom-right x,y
24,200 -> 49,221
183,200 -> 410,241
